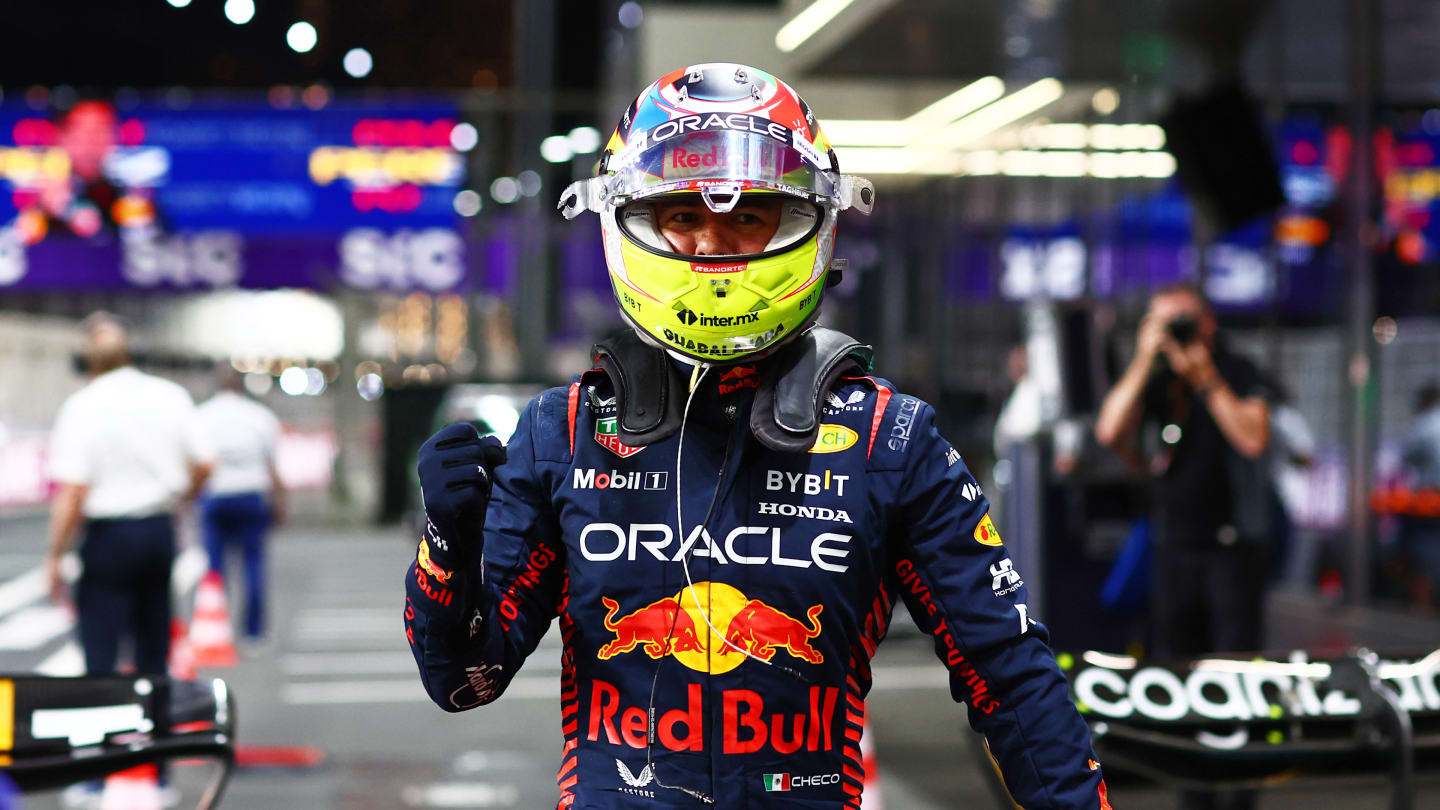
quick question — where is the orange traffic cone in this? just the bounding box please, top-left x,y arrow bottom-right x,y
168,618 -> 196,680
859,716 -> 884,809
100,764 -> 162,810
188,571 -> 237,668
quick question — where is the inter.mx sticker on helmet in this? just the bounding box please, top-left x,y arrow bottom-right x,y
676,309 -> 760,327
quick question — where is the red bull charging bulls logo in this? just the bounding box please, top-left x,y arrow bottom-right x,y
597,596 -> 704,659
716,365 -> 760,395
598,582 -> 823,673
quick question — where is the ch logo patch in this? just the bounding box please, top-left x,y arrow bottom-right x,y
809,424 -> 858,454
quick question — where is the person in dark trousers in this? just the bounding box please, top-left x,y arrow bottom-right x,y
46,314 -> 215,671
197,365 -> 286,648
45,313 -> 214,807
1095,283 -> 1274,810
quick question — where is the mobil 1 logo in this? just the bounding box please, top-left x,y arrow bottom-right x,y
573,469 -> 669,491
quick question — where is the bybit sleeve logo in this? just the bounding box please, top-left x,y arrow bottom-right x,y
809,424 -> 858,454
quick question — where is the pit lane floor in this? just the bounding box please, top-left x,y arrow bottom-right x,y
0,518 -> 1432,809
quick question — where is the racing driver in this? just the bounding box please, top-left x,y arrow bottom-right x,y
405,63 -> 1111,808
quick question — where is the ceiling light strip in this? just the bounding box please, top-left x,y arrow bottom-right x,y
928,78 -> 1064,149
905,76 -> 1006,129
823,77 -> 1007,147
775,0 -> 859,52
841,148 -> 1175,178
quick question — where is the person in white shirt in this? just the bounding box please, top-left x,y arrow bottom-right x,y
196,365 -> 286,644
45,313 -> 215,677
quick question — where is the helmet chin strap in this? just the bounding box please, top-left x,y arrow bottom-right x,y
664,348 -> 702,369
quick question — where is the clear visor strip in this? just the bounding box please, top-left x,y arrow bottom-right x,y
558,174 -> 875,220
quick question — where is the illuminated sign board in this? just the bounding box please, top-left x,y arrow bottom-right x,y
0,101 -> 471,292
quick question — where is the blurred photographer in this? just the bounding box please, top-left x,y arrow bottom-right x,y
1096,283 -> 1275,809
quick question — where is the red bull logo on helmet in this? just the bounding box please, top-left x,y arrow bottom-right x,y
597,582 -> 823,674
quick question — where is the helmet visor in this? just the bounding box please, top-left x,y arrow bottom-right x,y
608,129 -> 836,204
616,194 -> 823,260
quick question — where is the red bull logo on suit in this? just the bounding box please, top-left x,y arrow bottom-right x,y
597,582 -> 823,674
589,584 -> 838,756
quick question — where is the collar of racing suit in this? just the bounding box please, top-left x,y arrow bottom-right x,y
591,325 -> 874,453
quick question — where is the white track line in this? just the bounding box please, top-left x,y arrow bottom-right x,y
0,568 -> 47,619
0,605 -> 76,651
0,546 -> 208,657
35,641 -> 84,676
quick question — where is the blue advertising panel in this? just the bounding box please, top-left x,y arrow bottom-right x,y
0,100 -> 471,292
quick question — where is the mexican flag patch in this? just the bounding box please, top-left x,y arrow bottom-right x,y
762,774 -> 790,792
594,416 -> 644,458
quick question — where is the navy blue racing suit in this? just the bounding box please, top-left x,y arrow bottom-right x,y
405,367 -> 1111,808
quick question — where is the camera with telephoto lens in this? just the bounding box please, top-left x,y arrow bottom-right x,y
1166,315 -> 1199,345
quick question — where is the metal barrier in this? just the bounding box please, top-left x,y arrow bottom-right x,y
0,675 -> 234,809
